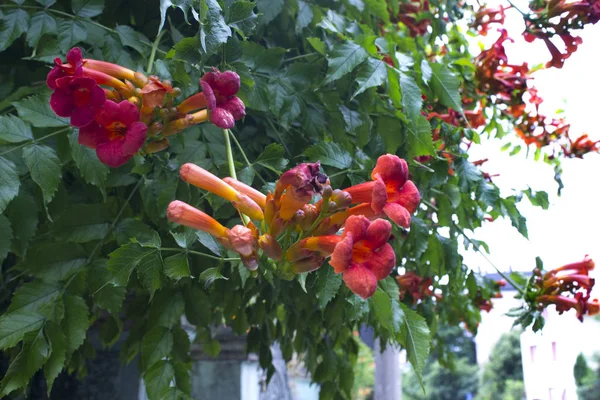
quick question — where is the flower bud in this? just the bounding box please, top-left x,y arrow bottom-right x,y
148,122 -> 163,137
331,189 -> 352,209
292,255 -> 324,274
258,234 -> 283,261
146,139 -> 169,154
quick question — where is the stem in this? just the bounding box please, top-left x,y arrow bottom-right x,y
224,129 -> 250,225
265,118 -> 292,157
505,0 -> 530,19
160,248 -> 241,261
146,30 -> 167,75
412,159 -> 435,173
228,130 -> 267,185
0,127 -> 72,156
329,169 -> 361,178
283,52 -> 318,63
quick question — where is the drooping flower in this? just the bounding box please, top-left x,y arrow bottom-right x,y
50,77 -> 106,127
343,154 -> 420,228
200,69 -> 246,129
140,76 -> 174,108
79,100 -> 148,167
329,215 -> 396,299
47,47 -> 84,90
167,200 -> 259,270
179,163 -> 264,221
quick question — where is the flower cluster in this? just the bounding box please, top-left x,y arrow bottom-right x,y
167,154 -> 421,299
533,256 -> 598,321
396,272 -> 436,304
47,48 -> 246,167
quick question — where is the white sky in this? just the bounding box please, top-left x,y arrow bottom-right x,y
460,5 -> 600,294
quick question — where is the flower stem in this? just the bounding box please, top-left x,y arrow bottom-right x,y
146,30 -> 166,75
160,247 -> 241,261
283,52 -> 318,63
0,127 -> 72,156
228,130 -> 267,185
224,129 -> 250,225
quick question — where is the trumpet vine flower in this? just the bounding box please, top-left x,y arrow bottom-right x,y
200,69 -> 246,129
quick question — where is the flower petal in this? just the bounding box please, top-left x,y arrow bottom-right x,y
118,100 -> 141,127
329,234 -> 354,274
78,122 -> 103,149
366,243 -> 396,280
122,122 -> 148,155
371,176 -> 387,213
95,100 -> 121,127
342,215 -> 370,241
66,47 -> 83,67
96,139 -> 130,168
221,96 -> 246,120
50,89 -> 74,117
383,202 -> 411,228
200,80 -> 216,110
343,265 -> 377,299
389,180 -> 421,213
46,67 -> 66,90
70,107 -> 97,127
214,71 -> 241,97
210,107 -> 235,129
365,218 -> 392,249
226,225 -> 255,257
372,154 -> 408,187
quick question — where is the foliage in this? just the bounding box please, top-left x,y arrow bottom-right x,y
476,330 -> 524,400
574,352 -> 591,386
0,0 -> 598,399
575,353 -> 600,400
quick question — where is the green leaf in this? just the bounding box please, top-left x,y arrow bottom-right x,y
183,284 -> 212,326
377,115 -> 404,154
141,326 -> 174,370
405,115 -> 434,157
199,0 -> 231,56
226,0 -> 258,38
0,329 -> 50,397
53,204 -> 111,243
99,314 -> 121,346
144,360 -> 175,400
256,0 -> 284,24
108,243 -> 161,287
43,321 -> 66,395
352,57 -> 387,99
69,131 -> 108,193
423,234 -> 445,275
72,0 -> 105,18
0,311 -> 45,350
370,286 -> 403,333
23,144 -> 62,206
158,0 -> 193,35
455,158 -> 482,192
7,280 -> 61,317
323,41 -> 369,86
13,94 -> 69,128
136,249 -> 164,298
296,1 -> 313,34
304,142 -> 352,169
307,37 -> 326,55
61,295 -> 89,353
25,12 -> 57,48
0,156 -> 19,214
88,262 -> 126,314
114,218 -> 158,246
430,63 -> 462,112
199,267 -> 228,287
398,302 -> 431,384
6,190 -> 38,258
364,0 -> 391,23
0,215 -> 12,263
315,266 -> 342,309
0,9 -> 29,52
20,242 -> 87,281
400,72 -> 423,122
151,291 -> 185,328
164,253 -> 191,281
255,143 -> 288,174
57,19 -> 87,53
0,115 -> 33,143
195,231 -> 222,256
115,25 -> 148,55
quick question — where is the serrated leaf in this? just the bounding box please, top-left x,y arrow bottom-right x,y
199,267 -> 228,287
430,63 -> 462,112
398,302 -> 431,385
256,0 -> 284,24
323,41 -> 369,86
25,12 -> 57,48
0,115 -> 33,143
0,311 -> 45,350
136,249 -> 164,298
69,131 -> 108,193
57,19 -> 87,53
7,280 -> 61,317
0,215 -> 12,263
455,158 -> 482,192
199,0 -> 231,56
44,321 -> 66,395
226,0 -> 258,38
304,142 -> 352,169
0,9 -> 29,52
405,115 -> 434,157
315,266 -> 342,309
158,0 -> 193,35
53,204 -> 111,243
164,253 -> 191,281
6,190 -> 38,258
72,0 -> 104,18
88,262 -> 126,314
195,231 -> 222,256
369,286 -> 402,333
61,295 -> 90,353
0,156 -> 19,214
364,0 -> 390,22
377,115 -> 404,154
144,360 -> 175,400
152,291 -> 185,328
255,143 -> 288,174
182,284 -> 212,326
108,243 -> 160,287
13,94 -> 69,128
400,72 -> 422,122
20,242 -> 87,281
296,1 -> 313,34
116,25 -> 148,55
307,37 -> 325,55
141,326 -> 173,369
352,57 -> 387,99
23,144 -> 62,206
0,329 -> 49,397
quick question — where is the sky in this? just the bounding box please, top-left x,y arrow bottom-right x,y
459,5 -> 600,294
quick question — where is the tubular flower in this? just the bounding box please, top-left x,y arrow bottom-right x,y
200,69 -> 246,129
396,272 -> 435,304
78,100 -> 148,167
167,201 -> 259,270
222,177 -> 267,209
343,154 -> 420,228
544,255 -> 595,278
47,47 -> 83,89
140,76 -> 174,108
537,293 -> 593,322
287,235 -> 342,273
50,77 -> 105,127
179,163 -> 264,221
329,215 -> 396,299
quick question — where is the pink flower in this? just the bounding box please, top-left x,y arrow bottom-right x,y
200,69 -> 246,129
50,77 -> 105,127
47,47 -> 83,90
79,100 -> 147,167
329,215 -> 396,299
